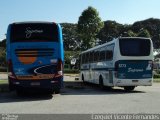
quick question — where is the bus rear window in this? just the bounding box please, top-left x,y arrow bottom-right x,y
10,23 -> 59,42
119,38 -> 151,56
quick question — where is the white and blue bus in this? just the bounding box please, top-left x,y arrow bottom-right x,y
6,22 -> 64,94
80,37 -> 154,91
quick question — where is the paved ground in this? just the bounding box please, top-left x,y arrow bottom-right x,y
0,76 -> 160,114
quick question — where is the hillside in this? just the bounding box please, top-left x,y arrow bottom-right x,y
1,18 -> 160,50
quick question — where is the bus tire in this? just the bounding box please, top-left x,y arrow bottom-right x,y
124,86 -> 135,91
82,74 -> 85,83
54,89 -> 60,94
8,78 -> 14,91
99,76 -> 104,89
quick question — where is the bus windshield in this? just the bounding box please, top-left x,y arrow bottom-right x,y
10,23 -> 58,42
119,38 -> 151,56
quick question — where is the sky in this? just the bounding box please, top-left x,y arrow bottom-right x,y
0,0 -> 160,41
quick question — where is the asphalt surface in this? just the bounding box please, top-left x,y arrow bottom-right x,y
0,74 -> 160,114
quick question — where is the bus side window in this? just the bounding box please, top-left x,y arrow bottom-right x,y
85,52 -> 89,63
79,54 -> 82,65
106,50 -> 113,60
82,53 -> 85,64
100,50 -> 105,61
82,53 -> 89,64
106,45 -> 114,60
89,51 -> 93,63
94,51 -> 97,62
94,50 -> 99,62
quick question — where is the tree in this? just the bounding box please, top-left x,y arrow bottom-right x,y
0,39 -> 6,67
127,30 -> 137,37
78,6 -> 104,50
61,23 -> 80,51
0,39 -> 6,48
137,29 -> 150,38
131,18 -> 160,48
122,30 -> 137,37
0,47 -> 6,67
97,21 -> 130,43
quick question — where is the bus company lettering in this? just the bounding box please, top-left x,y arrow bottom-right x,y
25,27 -> 43,38
128,68 -> 144,73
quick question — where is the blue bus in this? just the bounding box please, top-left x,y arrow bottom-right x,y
80,37 -> 154,91
6,22 -> 64,94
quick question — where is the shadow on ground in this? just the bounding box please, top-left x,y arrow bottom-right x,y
0,91 -> 53,103
61,81 -> 146,95
0,81 -> 146,103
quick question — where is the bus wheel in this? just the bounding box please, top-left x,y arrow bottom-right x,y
124,86 -> 135,91
99,76 -> 104,89
82,74 -> 85,83
8,78 -> 14,91
54,89 -> 60,94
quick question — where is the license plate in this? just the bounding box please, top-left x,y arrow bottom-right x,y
31,82 -> 40,86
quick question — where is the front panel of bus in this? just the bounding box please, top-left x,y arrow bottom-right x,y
7,22 -> 64,91
114,38 -> 153,86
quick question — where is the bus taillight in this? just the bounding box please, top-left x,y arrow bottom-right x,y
8,59 -> 16,78
57,59 -> 63,75
8,59 -> 12,72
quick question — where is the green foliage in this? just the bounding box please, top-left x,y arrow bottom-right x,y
1,16 -> 160,69
0,67 -> 7,72
137,29 -> 150,38
153,70 -> 160,79
157,70 -> 160,74
131,18 -> 160,48
97,21 -> 131,43
0,39 -> 6,48
64,51 -> 80,64
0,39 -> 7,67
61,23 -> 80,51
154,74 -> 160,78
78,6 -> 104,50
64,64 -> 70,70
64,69 -> 79,74
126,30 -> 137,37
0,47 -> 6,67
97,18 -> 160,48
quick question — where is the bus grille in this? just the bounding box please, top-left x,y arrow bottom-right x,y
15,48 -> 54,57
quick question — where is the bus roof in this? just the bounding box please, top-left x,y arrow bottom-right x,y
81,37 -> 151,54
81,38 -> 116,54
10,21 -> 57,25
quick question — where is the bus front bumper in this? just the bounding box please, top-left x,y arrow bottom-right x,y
8,76 -> 63,91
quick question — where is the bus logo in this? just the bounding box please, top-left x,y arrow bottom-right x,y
119,64 -> 126,68
146,64 -> 152,70
25,27 -> 43,38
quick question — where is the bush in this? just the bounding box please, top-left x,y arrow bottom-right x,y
64,51 -> 80,64
64,64 -> 70,70
153,74 -> 160,78
64,69 -> 79,74
157,70 -> 160,74
0,67 -> 7,72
